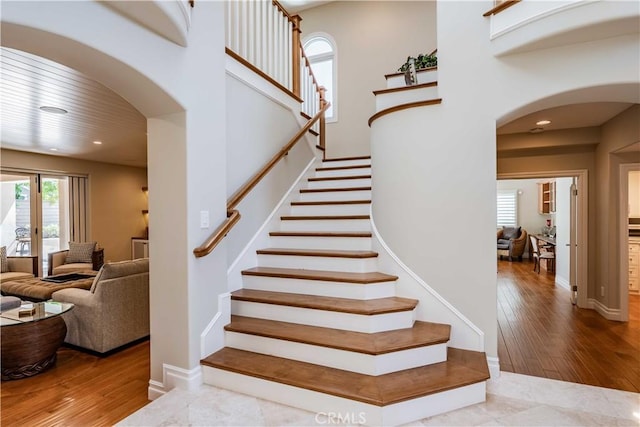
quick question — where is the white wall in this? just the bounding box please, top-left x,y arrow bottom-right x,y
372,0 -> 639,362
300,1 -> 437,158
224,65 -> 316,265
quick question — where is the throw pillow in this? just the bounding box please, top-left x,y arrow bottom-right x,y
0,246 -> 8,273
65,241 -> 97,264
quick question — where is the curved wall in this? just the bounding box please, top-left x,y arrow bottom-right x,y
372,0 -> 639,359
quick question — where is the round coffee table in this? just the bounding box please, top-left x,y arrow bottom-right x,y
1,301 -> 73,380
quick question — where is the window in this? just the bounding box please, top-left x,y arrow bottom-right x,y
497,189 -> 518,227
303,34 -> 336,122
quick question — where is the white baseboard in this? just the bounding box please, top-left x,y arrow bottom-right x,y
200,292 -> 231,359
587,298 -> 622,321
147,363 -> 203,400
487,356 -> 500,379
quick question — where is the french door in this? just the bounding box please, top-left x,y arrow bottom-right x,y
1,171 -> 75,276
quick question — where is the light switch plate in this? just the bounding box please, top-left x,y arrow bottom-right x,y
200,210 -> 210,229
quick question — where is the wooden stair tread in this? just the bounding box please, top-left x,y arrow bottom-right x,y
256,248 -> 378,258
308,175 -> 371,182
300,186 -> 371,193
226,316 -> 450,355
201,347 -> 489,406
323,155 -> 371,162
281,215 -> 370,220
242,267 -> 395,283
269,231 -> 372,238
231,289 -> 416,314
291,200 -> 371,206
316,164 -> 371,172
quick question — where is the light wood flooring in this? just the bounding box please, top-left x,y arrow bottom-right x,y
498,259 -> 640,392
1,341 -> 150,427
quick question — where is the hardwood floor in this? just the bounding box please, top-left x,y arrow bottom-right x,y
1,340 -> 150,427
498,259 -> 640,392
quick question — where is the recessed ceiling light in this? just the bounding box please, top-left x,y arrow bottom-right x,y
536,120 -> 551,126
93,141 -> 103,145
529,127 -> 545,134
39,106 -> 68,114
50,148 -> 58,151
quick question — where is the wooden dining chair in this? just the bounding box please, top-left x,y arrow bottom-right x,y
529,235 -> 555,274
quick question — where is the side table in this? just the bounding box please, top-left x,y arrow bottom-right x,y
1,301 -> 74,380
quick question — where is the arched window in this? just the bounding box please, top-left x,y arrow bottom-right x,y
303,34 -> 336,122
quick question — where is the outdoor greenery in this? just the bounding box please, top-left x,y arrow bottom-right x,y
15,180 -> 60,204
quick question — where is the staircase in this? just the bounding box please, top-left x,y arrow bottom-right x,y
201,155 -> 489,426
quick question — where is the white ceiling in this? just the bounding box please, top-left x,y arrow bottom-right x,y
0,46 -> 635,168
0,47 -> 148,168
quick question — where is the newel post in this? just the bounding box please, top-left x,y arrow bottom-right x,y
291,14 -> 302,98
319,86 -> 327,157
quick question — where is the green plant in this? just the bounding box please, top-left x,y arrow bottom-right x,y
398,53 -> 437,72
43,223 -> 60,238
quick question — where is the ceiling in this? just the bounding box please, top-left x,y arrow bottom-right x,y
0,47 -> 147,168
0,46 -> 636,168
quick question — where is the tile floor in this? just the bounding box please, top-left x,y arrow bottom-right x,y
118,372 -> 640,426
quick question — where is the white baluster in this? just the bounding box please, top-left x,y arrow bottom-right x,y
247,0 -> 255,64
285,20 -> 292,91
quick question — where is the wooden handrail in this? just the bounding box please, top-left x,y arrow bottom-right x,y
193,210 -> 241,258
483,0 -> 520,17
273,0 -> 296,25
228,101 -> 330,210
193,102 -> 330,258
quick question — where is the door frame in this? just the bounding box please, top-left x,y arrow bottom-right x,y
498,169 -> 588,308
619,162 -> 640,322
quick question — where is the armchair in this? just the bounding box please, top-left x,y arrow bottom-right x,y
497,226 -> 528,261
0,255 -> 38,283
48,243 -> 104,276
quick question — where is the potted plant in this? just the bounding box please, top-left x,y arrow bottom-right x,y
398,52 -> 437,85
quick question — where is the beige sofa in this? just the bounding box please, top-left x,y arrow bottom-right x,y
0,256 -> 38,283
51,258 -> 149,354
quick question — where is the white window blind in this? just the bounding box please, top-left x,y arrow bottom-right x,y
497,189 -> 518,227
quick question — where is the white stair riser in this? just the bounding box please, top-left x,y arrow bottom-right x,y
231,300 -> 415,333
315,167 -> 371,178
386,69 -> 438,90
268,235 -> 372,251
225,332 -> 448,375
321,159 -> 370,168
298,190 -> 371,202
241,275 -> 396,300
375,86 -> 439,111
202,367 -> 486,426
290,203 -> 370,216
257,253 -> 378,273
307,178 -> 371,190
280,218 -> 371,232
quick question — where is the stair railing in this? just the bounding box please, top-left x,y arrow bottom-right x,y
194,0 -> 328,259
193,101 -> 330,258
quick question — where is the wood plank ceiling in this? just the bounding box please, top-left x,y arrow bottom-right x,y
1,47 -> 147,168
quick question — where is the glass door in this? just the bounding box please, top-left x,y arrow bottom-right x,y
39,176 -> 70,276
1,172 -> 70,276
1,173 -> 36,259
